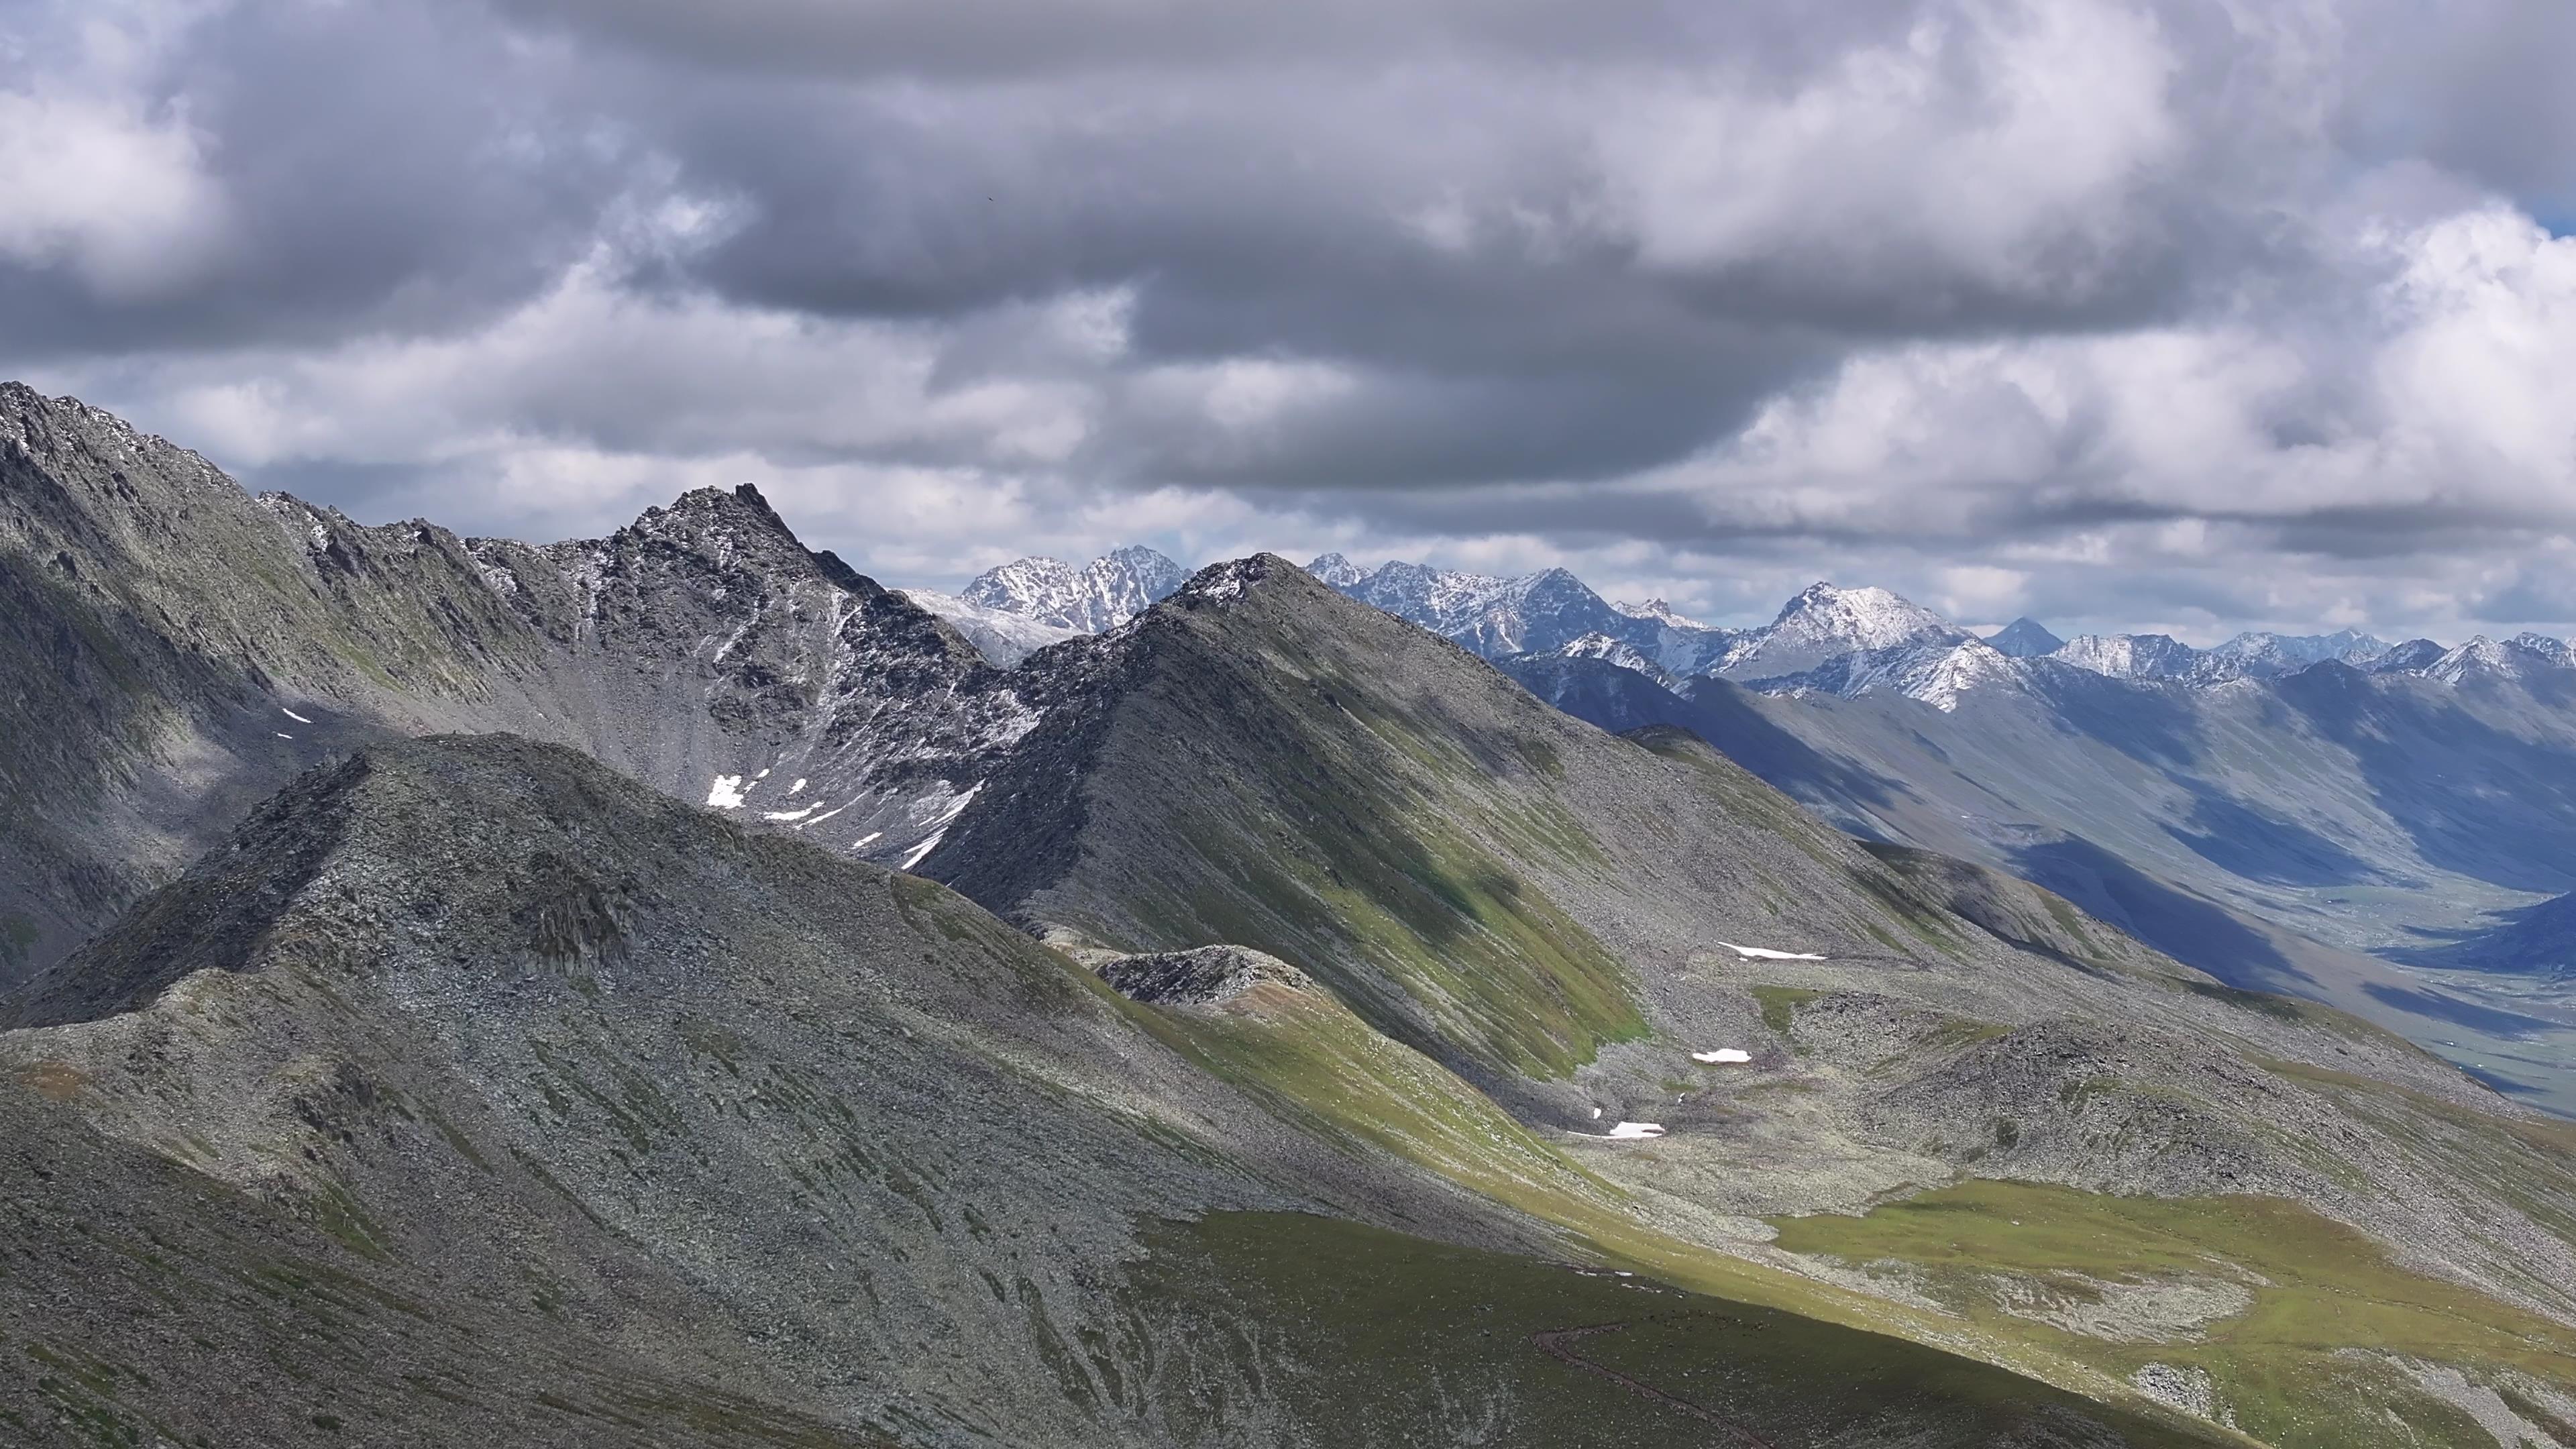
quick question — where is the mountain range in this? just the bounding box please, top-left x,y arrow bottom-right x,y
910,547 -> 2576,1110
8,384 -> 2576,1446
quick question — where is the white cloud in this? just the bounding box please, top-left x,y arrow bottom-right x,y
7,0 -> 2576,641
1597,0 -> 2180,300
0,1 -> 233,299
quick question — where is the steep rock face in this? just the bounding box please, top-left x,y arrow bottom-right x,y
462,486 -> 1040,867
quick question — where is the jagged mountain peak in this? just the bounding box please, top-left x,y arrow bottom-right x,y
1766,581 -> 1959,645
1721,581 -> 1966,682
958,543 -> 1189,631
1539,631 -> 1681,689
1303,551 -> 1368,588
1615,596 -> 1709,630
2512,631 -> 2575,668
2426,634 -> 2527,683
2202,627 -> 2390,678
1165,551 -> 1298,610
2050,631 -> 2202,680
2371,638 -> 2449,674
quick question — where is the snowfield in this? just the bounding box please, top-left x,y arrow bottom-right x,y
1718,942 -> 1826,961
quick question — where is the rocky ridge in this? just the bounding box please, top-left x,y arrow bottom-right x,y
0,384 -> 1040,983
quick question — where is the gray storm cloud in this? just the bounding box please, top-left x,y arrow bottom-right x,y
3,0 -> 2574,640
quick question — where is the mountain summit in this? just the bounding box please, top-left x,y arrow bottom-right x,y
959,544 -> 1188,631
1721,582 -> 1969,680
1985,616 -> 2065,657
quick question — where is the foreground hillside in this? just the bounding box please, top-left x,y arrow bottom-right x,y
3,736 -> 2234,1447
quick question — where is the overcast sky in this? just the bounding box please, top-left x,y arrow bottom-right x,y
7,0 -> 2576,640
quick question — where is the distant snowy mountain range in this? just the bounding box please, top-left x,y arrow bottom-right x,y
897,544 -> 1188,665
910,547 -> 2575,708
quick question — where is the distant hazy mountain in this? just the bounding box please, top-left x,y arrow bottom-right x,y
1509,643 -> 2576,1108
1720,582 -> 1971,682
2051,631 -> 2206,681
958,543 -> 1187,631
2202,628 -> 2389,678
1305,558 -> 1994,685
896,587 -> 1086,667
1984,616 -> 2064,657
1328,559 -> 1663,659
2408,890 -> 2576,981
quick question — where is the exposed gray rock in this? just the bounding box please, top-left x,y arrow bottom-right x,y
1098,944 -> 1311,1008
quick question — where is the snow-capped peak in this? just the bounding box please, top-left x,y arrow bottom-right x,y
1768,583 -> 1960,651
1901,639 -> 2027,712
2512,632 -> 2575,669
898,589 -> 1086,667
1303,552 -> 1368,589
1541,632 -> 1682,689
2049,633 -> 2203,681
1715,582 -> 1966,682
1614,597 -> 1709,630
959,545 -> 1189,632
2202,629 -> 2389,678
2427,635 -> 2526,684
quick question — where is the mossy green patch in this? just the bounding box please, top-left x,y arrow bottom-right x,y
1768,1179 -> 2576,1448
1127,1211 -> 2224,1447
1750,985 -> 1821,1038
0,913 -> 38,975
1124,979 -> 1615,1214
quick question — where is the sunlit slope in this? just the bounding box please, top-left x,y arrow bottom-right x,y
932,556 -> 2106,1080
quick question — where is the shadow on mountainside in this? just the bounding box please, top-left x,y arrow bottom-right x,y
2161,786 -> 2387,889
2027,665 -> 2210,771
2002,833 -> 2311,994
2277,665 -> 2576,896
1502,657 -> 1909,816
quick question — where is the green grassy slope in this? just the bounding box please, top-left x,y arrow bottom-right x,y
1130,1211 -> 2231,1449
1772,1181 -> 2576,1448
